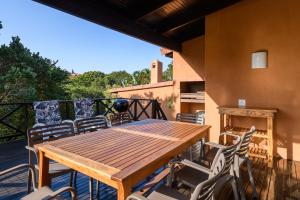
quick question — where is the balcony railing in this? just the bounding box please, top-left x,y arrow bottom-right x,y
0,98 -> 167,142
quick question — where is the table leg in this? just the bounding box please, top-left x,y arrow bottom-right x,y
38,151 -> 50,188
117,182 -> 131,200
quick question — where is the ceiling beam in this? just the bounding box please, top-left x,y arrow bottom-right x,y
164,19 -> 205,42
33,0 -> 182,51
129,0 -> 172,20
157,0 -> 241,34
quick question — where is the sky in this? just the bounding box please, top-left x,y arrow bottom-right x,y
0,0 -> 171,74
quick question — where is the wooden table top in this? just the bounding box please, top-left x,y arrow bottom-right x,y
37,119 -> 210,186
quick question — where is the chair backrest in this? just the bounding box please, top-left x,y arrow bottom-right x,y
220,135 -> 241,175
196,111 -> 205,125
176,112 -> 205,125
237,126 -> 256,157
191,153 -> 225,200
27,122 -> 75,146
75,115 -> 107,134
110,112 -> 132,126
74,98 -> 94,119
33,100 -> 62,125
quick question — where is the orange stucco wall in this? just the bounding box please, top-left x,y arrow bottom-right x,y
205,0 -> 300,160
113,36 -> 206,120
173,36 -> 205,81
111,84 -> 177,120
173,36 -> 206,115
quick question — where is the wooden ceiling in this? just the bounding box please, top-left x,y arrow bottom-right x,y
34,0 -> 241,51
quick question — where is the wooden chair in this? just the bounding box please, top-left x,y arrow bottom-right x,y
109,112 -> 132,126
173,133 -> 242,200
126,153 -> 226,200
0,163 -> 76,200
74,115 -> 108,134
26,122 -> 75,193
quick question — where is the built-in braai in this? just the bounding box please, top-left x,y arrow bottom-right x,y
180,81 -> 205,104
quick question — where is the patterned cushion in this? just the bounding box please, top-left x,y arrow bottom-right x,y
74,98 -> 94,119
33,100 -> 62,125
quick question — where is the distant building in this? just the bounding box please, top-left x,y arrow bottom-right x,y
70,69 -> 80,77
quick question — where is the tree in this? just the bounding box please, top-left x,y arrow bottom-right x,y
104,70 -> 133,88
132,68 -> 150,85
0,36 -> 69,102
0,21 -> 2,30
163,62 -> 173,81
65,71 -> 106,99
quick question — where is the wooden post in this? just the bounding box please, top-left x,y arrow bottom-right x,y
117,181 -> 131,200
220,113 -> 225,132
267,117 -> 274,167
38,151 -> 50,188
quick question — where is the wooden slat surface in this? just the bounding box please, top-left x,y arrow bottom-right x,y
36,119 -> 210,199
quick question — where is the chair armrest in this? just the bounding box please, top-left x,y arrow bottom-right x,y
0,163 -> 29,176
50,186 -> 77,199
0,164 -> 37,190
204,142 -> 224,149
33,123 -> 46,128
138,168 -> 170,195
126,193 -> 148,200
181,159 -> 213,174
220,132 -> 239,138
25,146 -> 39,164
62,119 -> 74,124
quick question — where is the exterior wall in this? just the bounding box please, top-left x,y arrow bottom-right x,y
173,36 -> 206,115
173,36 -> 205,81
112,36 -> 206,120
205,0 -> 300,161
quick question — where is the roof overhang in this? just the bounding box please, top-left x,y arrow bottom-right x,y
33,0 -> 241,52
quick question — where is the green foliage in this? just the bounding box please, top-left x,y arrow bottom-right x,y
132,68 -> 150,85
0,66 -> 36,102
104,70 -> 133,88
0,36 -> 69,102
65,71 -> 105,99
163,63 -> 173,81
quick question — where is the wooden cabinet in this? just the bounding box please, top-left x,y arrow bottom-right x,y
218,107 -> 277,167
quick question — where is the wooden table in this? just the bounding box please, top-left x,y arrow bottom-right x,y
36,119 -> 210,200
218,107 -> 277,167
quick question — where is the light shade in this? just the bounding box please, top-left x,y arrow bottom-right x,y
252,51 -> 268,69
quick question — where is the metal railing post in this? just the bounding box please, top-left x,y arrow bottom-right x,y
133,99 -> 138,121
151,100 -> 157,119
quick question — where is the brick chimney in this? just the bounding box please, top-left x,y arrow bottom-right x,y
150,60 -> 163,84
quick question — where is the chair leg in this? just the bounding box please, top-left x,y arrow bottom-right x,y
70,171 -> 74,187
96,181 -> 100,199
235,168 -> 246,200
89,177 -> 94,200
27,169 -> 32,194
74,171 -> 78,188
231,177 -> 240,200
247,159 -> 258,199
